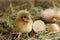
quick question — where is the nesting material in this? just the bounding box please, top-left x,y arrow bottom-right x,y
33,20 -> 46,33
54,10 -> 60,20
47,24 -> 60,32
41,9 -> 55,22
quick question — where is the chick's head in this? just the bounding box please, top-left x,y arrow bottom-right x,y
15,10 -> 32,22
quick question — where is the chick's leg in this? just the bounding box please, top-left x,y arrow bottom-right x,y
27,33 -> 29,38
16,32 -> 21,40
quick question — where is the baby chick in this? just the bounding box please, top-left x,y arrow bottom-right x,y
14,10 -> 33,39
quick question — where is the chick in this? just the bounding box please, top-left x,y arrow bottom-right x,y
14,10 -> 33,39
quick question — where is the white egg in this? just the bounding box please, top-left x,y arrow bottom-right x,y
47,24 -> 60,32
41,9 -> 55,22
33,20 -> 46,33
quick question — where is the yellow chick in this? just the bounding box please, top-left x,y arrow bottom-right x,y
14,10 -> 33,39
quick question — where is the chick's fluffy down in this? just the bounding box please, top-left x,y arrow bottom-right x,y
14,10 -> 33,33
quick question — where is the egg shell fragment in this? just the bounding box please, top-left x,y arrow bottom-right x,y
54,10 -> 60,20
33,20 -> 46,33
41,9 -> 55,22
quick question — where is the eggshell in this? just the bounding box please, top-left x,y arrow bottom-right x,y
41,9 -> 55,22
54,10 -> 60,20
33,20 -> 46,33
47,24 -> 60,32
46,18 -> 56,22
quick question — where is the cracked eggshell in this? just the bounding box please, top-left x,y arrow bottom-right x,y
47,24 -> 60,32
41,9 -> 55,22
32,20 -> 46,33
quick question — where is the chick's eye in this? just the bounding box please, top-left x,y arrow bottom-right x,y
23,16 -> 26,18
21,16 -> 26,18
21,17 -> 23,18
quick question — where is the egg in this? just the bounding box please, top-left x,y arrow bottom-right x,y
54,10 -> 60,20
33,20 -> 46,33
47,24 -> 60,32
41,9 -> 55,22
